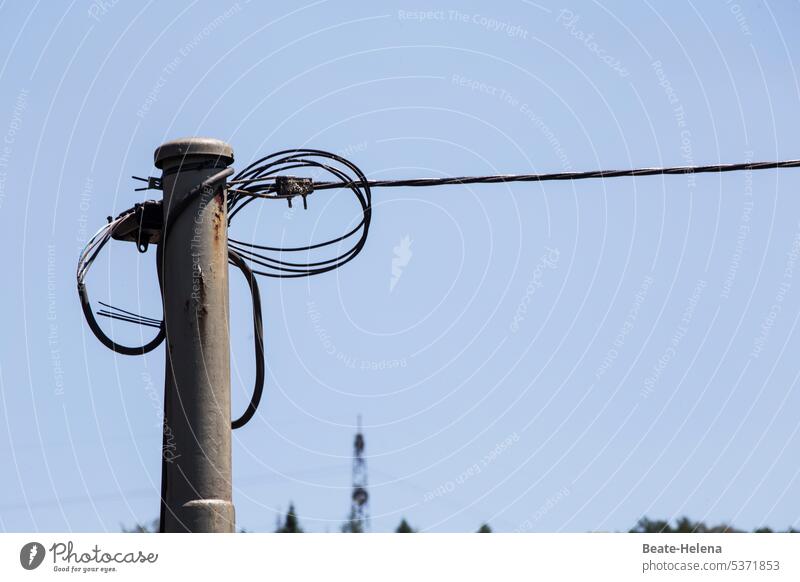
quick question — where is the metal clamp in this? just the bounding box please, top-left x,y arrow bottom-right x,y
132,175 -> 163,192
274,175 -> 313,209
110,199 -> 164,252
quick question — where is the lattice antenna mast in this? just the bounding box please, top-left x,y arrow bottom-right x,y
350,414 -> 370,532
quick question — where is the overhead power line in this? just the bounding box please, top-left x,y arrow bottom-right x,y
231,158 -> 800,194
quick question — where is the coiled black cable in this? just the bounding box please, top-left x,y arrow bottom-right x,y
226,149 -> 372,278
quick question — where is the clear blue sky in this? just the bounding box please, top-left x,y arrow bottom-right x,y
1,0 -> 799,533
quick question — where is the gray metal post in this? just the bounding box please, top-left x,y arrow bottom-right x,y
155,137 -> 235,533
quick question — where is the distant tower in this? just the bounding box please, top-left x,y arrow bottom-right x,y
346,415 -> 370,532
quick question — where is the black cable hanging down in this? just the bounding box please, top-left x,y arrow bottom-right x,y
76,214 -> 166,356
228,249 -> 265,429
156,249 -> 264,533
158,166 -> 264,431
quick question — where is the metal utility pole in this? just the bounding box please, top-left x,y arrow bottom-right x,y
155,137 -> 235,533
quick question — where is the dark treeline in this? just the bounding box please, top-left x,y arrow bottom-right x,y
630,516 -> 798,534
123,512 -> 797,533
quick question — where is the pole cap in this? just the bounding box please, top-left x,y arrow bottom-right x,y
154,137 -> 234,169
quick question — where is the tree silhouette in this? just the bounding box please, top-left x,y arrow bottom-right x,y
395,518 -> 414,533
629,516 -> 798,533
121,519 -> 158,533
630,517 -> 673,533
276,503 -> 303,533
477,523 -> 492,533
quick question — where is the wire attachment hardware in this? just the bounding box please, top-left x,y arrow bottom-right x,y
110,199 -> 164,252
274,175 -> 313,209
132,175 -> 163,192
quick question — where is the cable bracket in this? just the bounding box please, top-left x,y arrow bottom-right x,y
110,199 -> 163,252
274,175 -> 313,209
132,175 -> 163,192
